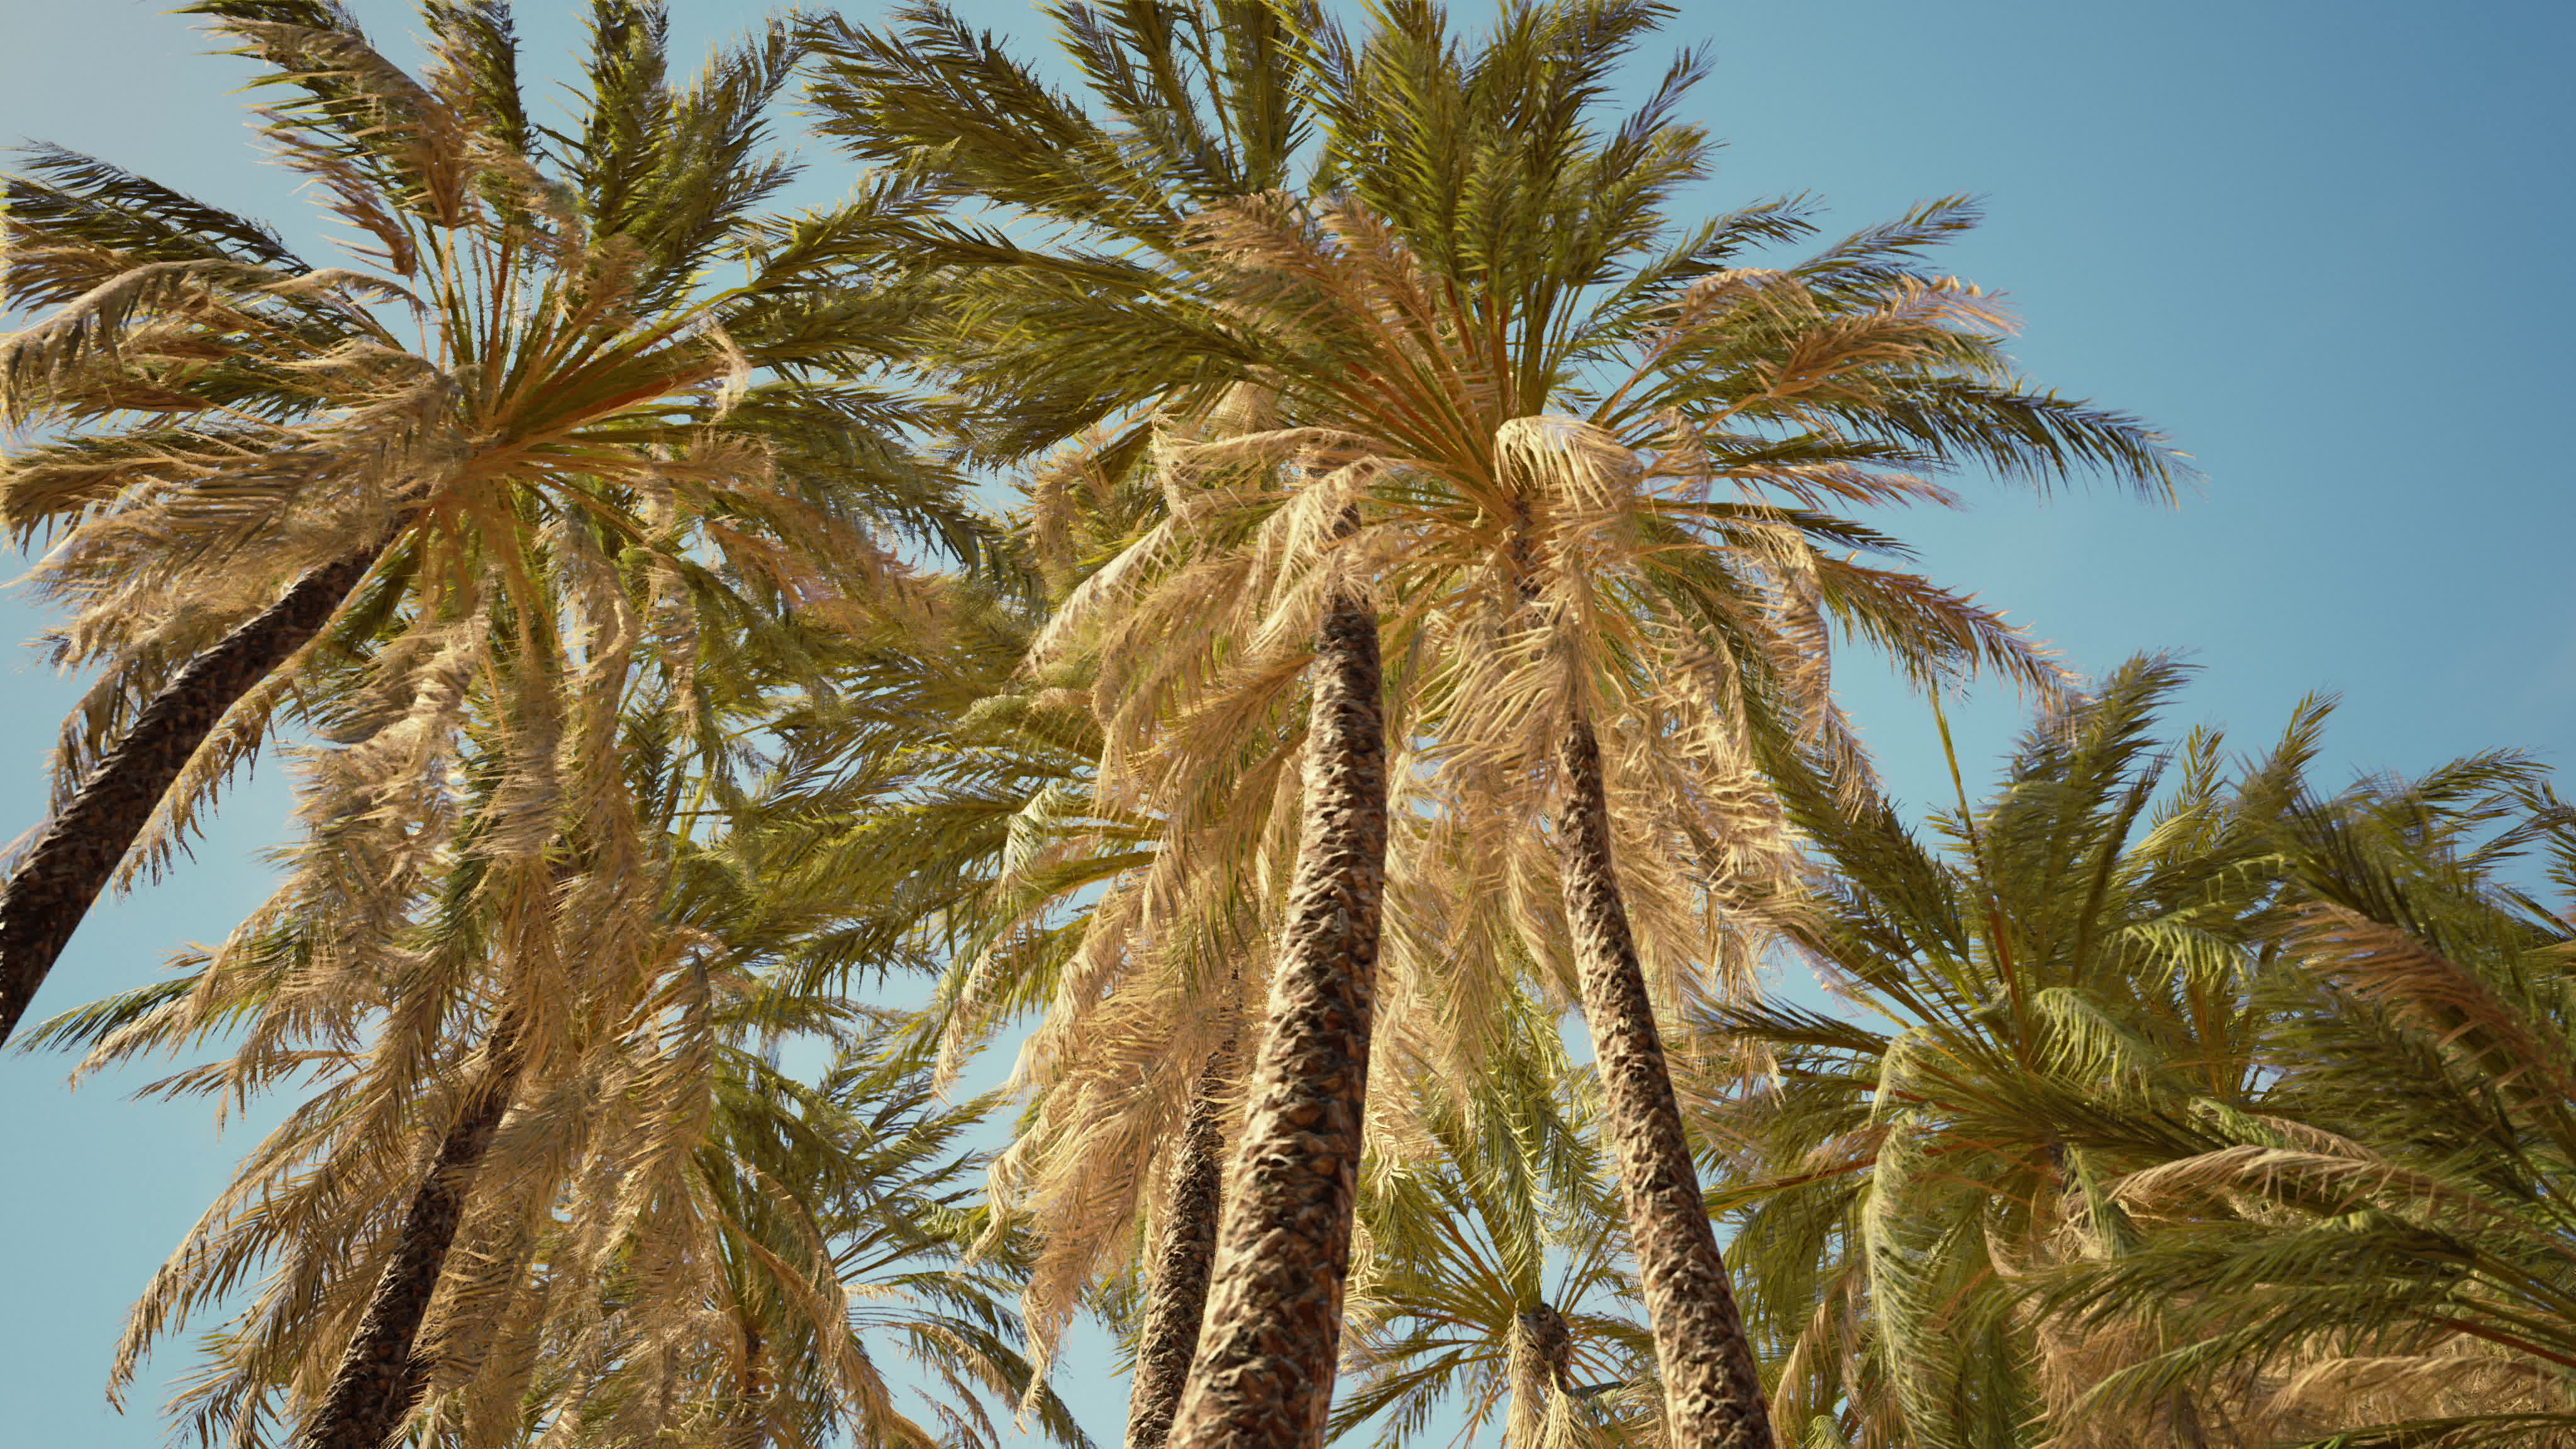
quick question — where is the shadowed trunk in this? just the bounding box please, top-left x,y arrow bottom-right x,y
1126,1041 -> 1238,1449
300,1014 -> 523,1449
1167,590 -> 1386,1449
1555,714 -> 1772,1449
0,544 -> 384,1045
729,1323 -> 770,1449
1506,1303 -> 1575,1449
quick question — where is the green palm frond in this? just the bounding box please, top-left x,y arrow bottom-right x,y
1699,660 -> 2352,1447
2038,774 -> 2576,1446
1336,1018 -> 1657,1449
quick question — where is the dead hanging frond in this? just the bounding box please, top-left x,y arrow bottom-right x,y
64,633 -> 1072,1449
2289,901 -> 2576,1112
0,260 -> 259,419
963,772 -> 1283,1389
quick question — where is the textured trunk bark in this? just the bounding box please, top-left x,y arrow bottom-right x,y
1506,1304 -> 1575,1449
0,544 -> 384,1045
729,1324 -> 770,1449
299,1016 -> 522,1449
1555,715 -> 1772,1449
1126,1044 -> 1238,1449
1167,591 -> 1387,1449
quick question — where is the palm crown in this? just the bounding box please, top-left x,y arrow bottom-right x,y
0,0 -> 960,1042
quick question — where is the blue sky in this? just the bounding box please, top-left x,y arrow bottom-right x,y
2,0 -> 2572,1444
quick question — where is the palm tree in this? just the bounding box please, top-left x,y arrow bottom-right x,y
1017,18 -> 2174,1449
0,9 -> 974,1428
36,696 -> 695,1447
28,617 -> 1084,1449
1232,16 -> 2190,1445
744,446 -> 1287,1449
812,13 -> 1363,1440
455,676 -> 1089,1449
1124,1040 -> 1243,1449
1697,658 -> 2324,1447
963,409 -> 1401,1449
1331,1004 -> 1658,1449
2037,760 -> 2576,1448
0,0 -> 946,1044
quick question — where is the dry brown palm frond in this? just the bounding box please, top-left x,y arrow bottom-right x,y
992,977 -> 1255,1385
2290,902 -> 2576,1111
2031,1305 -> 2576,1449
960,752 -> 1291,1382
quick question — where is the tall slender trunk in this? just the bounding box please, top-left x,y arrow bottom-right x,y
1167,591 -> 1387,1449
0,544 -> 384,1045
300,1014 -> 523,1449
1126,1041 -> 1238,1449
1555,715 -> 1771,1449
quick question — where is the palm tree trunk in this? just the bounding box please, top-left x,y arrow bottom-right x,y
1167,591 -> 1387,1449
1126,1043 -> 1237,1449
1555,714 -> 1772,1449
1506,1304 -> 1575,1449
0,544 -> 383,1045
730,1324 -> 770,1449
300,1014 -> 522,1449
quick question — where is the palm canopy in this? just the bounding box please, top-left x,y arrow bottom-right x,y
1007,0 -> 2187,1008
814,5 -> 2182,1442
5,0 -> 940,751
2039,764 -> 2576,1449
1698,657 -> 2553,1449
814,0 -> 2183,1053
0,0 -> 966,1037
1699,658 -> 2316,1447
985,65 -> 2192,1432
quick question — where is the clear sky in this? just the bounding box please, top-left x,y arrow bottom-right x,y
3,0 -> 2572,1444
